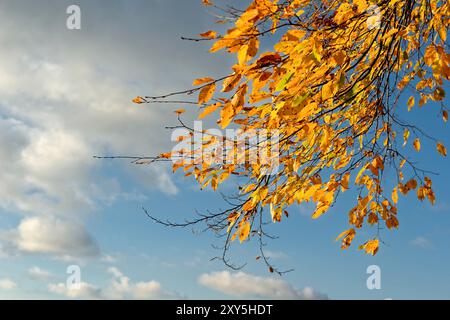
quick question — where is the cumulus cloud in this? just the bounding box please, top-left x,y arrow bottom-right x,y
1,216 -> 99,259
0,0 -> 228,259
28,266 -> 54,281
199,271 -> 328,300
49,267 -> 181,300
0,278 -> 17,290
49,282 -> 102,299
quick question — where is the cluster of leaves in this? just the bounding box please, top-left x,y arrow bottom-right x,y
132,0 -> 448,270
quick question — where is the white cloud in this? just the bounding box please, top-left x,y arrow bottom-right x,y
0,0 -> 219,259
0,278 -> 17,290
410,236 -> 433,249
103,267 -> 181,299
199,271 -> 327,300
28,266 -> 54,281
101,254 -> 118,264
49,267 -> 181,300
1,216 -> 99,259
49,282 -> 102,300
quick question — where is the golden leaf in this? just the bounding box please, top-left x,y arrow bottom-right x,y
198,83 -> 216,105
407,96 -> 415,111
199,30 -> 217,39
199,102 -> 221,119
413,138 -> 421,152
238,221 -> 251,243
437,142 -> 447,157
132,96 -> 145,104
359,239 -> 379,256
392,187 -> 399,204
193,77 -> 214,86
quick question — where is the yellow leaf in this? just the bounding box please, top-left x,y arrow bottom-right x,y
413,138 -> 421,152
199,102 -> 221,119
198,83 -> 216,105
199,30 -> 217,39
270,203 -> 282,222
237,45 -> 249,65
222,73 -> 242,93
341,172 -> 350,191
392,187 -> 398,204
355,164 -> 368,183
172,161 -> 184,173
407,96 -> 415,111
359,239 -> 379,256
193,77 -> 214,86
331,50 -> 346,66
238,221 -> 251,243
336,228 -> 352,241
312,203 -> 330,219
403,129 -> 410,147
437,142 -> 447,157
336,228 -> 356,249
382,29 -> 398,41
399,159 -> 406,168
211,175 -> 218,191
132,96 -> 145,104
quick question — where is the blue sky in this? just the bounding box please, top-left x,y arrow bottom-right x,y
0,0 -> 448,300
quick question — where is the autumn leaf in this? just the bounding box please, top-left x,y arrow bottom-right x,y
132,96 -> 145,104
199,30 -> 217,39
193,77 -> 214,86
238,221 -> 251,243
336,228 -> 356,250
199,102 -> 221,119
413,138 -> 421,152
174,108 -> 186,115
211,175 -> 218,191
135,0 -> 450,260
392,187 -> 399,204
437,142 -> 447,157
359,239 -> 379,256
403,129 -> 410,147
198,83 -> 216,104
407,96 -> 415,111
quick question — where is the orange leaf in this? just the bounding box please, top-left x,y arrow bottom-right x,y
193,77 -> 214,86
199,102 -> 221,119
198,83 -> 216,105
413,138 -> 421,152
437,142 -> 447,157
392,187 -> 399,204
359,239 -> 379,256
407,96 -> 415,111
199,30 -> 217,39
132,96 -> 145,104
238,221 -> 251,243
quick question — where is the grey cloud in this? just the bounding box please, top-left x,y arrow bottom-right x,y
0,0 -> 234,259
